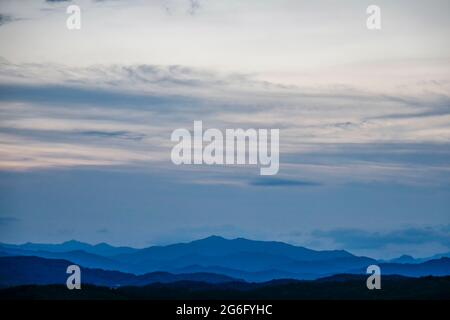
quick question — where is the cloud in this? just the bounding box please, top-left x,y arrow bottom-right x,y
0,61 -> 449,187
188,0 -> 201,15
0,14 -> 15,26
147,224 -> 249,245
161,0 -> 202,16
249,177 -> 320,187
96,228 -> 109,234
312,225 -> 450,250
0,83 -> 180,109
0,216 -> 20,226
79,130 -> 146,141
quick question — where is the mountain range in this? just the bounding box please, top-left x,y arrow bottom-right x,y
0,256 -> 239,288
1,236 -> 449,285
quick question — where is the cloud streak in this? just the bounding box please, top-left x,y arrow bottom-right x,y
312,225 -> 450,250
0,61 -> 449,187
0,216 -> 20,226
0,14 -> 15,26
249,177 -> 320,187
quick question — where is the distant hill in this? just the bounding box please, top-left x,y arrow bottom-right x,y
0,256 -> 239,288
424,252 -> 450,261
168,255 -> 377,282
0,236 -> 363,278
113,235 -> 353,263
170,264 -> 317,282
109,235 -> 363,275
386,252 -> 450,264
378,258 -> 450,277
345,258 -> 450,277
0,240 -> 136,257
388,255 -> 418,264
1,236 -> 450,281
0,246 -> 129,272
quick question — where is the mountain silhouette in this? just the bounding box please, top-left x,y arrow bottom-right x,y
0,256 -> 239,288
1,236 -> 450,282
387,255 -> 418,264
109,235 -> 357,274
0,246 -> 128,272
0,240 -> 136,257
377,258 -> 450,277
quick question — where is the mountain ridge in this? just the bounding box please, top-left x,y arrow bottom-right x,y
1,236 -> 450,282
0,255 -> 240,288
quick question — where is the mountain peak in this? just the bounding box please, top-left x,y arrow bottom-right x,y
388,254 -> 417,264
62,240 -> 87,246
196,235 -> 227,242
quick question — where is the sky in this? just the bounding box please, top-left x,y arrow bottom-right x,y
0,0 -> 449,259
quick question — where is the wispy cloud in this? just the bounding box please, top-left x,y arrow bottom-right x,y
312,225 -> 450,250
0,14 -> 15,26
187,0 -> 201,15
78,130 -> 146,141
249,177 -> 320,187
0,61 -> 449,187
0,216 -> 20,226
96,228 -> 109,234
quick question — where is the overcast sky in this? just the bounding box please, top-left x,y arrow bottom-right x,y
0,0 -> 449,259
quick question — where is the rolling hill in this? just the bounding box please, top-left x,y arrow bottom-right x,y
1,236 -> 450,282
0,256 -> 239,288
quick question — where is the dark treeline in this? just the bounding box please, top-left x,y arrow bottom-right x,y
1,276 -> 449,300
